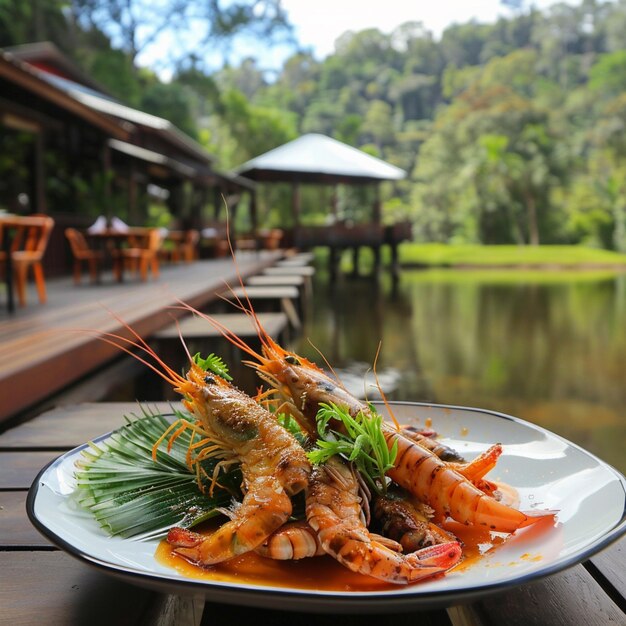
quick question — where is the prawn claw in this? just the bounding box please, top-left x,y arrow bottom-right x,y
405,541 -> 463,580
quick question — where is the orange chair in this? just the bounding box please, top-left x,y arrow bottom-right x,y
1,215 -> 55,306
173,229 -> 200,263
112,228 -> 162,282
65,228 -> 104,284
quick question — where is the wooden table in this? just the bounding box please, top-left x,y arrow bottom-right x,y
85,227 -> 153,282
1,402 -> 624,626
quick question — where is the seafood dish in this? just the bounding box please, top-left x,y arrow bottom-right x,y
74,300 -> 558,587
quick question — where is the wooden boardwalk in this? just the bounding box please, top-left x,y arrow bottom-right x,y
0,252 -> 281,424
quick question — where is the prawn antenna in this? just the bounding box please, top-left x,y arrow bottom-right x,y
71,306 -> 186,389
306,338 -> 347,389
372,341 -> 401,430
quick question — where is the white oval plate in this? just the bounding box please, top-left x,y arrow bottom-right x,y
27,402 -> 626,613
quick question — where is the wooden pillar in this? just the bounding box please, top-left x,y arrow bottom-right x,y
372,183 -> 381,224
213,186 -> 222,221
249,190 -> 259,249
329,246 -> 339,282
33,131 -> 47,213
128,161 -> 137,223
351,246 -> 360,278
330,185 -> 338,221
102,143 -> 112,219
373,244 -> 381,276
292,183 -> 301,227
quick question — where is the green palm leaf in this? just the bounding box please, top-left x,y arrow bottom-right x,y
73,409 -> 242,539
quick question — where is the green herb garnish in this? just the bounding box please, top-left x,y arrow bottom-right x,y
192,352 -> 232,381
307,402 -> 398,495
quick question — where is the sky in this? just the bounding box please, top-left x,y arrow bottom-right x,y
236,0 -> 572,71
137,0 -> 575,78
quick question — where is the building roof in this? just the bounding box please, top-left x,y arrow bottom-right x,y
6,41 -> 110,93
0,52 -> 128,139
235,133 -> 406,184
108,139 -> 196,178
39,72 -> 213,165
6,42 -> 213,166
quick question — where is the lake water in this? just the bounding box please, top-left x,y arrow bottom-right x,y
108,266 -> 626,474
290,268 -> 626,474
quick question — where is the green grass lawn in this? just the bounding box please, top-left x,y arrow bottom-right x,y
397,243 -> 626,267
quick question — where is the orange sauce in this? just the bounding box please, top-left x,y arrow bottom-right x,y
155,482 -> 527,588
441,521 -> 507,573
155,539 -> 398,591
154,517 -> 512,589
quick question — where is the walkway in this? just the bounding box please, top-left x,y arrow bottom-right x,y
0,252 -> 281,424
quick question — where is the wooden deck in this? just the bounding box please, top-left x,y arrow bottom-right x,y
0,252 -> 281,424
0,401 -> 624,626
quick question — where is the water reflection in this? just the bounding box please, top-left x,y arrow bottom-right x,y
291,269 -> 626,473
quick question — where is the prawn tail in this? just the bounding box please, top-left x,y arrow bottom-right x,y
168,476 -> 293,566
454,444 -> 502,481
255,521 -> 325,560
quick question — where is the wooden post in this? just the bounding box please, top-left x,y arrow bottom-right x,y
102,143 -> 112,220
292,183 -> 301,227
213,186 -> 222,221
331,185 -> 338,221
128,161 -> 137,223
33,131 -> 47,213
249,190 -> 259,249
351,246 -> 360,278
373,244 -> 381,276
372,183 -> 381,224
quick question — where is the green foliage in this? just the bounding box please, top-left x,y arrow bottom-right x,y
192,352 -> 233,381
6,0 -> 626,250
74,410 -> 242,538
308,403 -> 397,495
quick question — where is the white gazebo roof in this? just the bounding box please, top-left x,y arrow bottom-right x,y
236,134 -> 406,183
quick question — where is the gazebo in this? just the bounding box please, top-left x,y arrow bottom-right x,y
235,134 -> 410,275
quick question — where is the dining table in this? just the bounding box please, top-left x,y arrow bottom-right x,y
84,227 -> 153,281
1,401 -> 624,626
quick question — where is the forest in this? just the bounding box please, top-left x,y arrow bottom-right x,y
2,0 -> 626,249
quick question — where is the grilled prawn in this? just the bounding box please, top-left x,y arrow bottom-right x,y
94,322 -> 310,566
306,455 -> 461,584
176,302 -> 555,535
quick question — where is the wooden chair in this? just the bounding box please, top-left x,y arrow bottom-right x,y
173,229 -> 199,263
2,215 -> 55,306
65,228 -> 104,284
112,228 -> 162,282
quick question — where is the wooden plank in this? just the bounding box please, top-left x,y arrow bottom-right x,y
276,258 -> 311,267
0,551 -> 202,626
0,491 -> 50,547
0,402 -> 174,449
587,536 -> 626,611
224,286 -> 299,300
283,252 -> 314,263
222,286 -> 302,329
199,601 -> 451,626
246,275 -> 305,288
451,563 -> 626,626
264,266 -> 315,276
153,312 -> 288,340
0,451 -> 61,488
